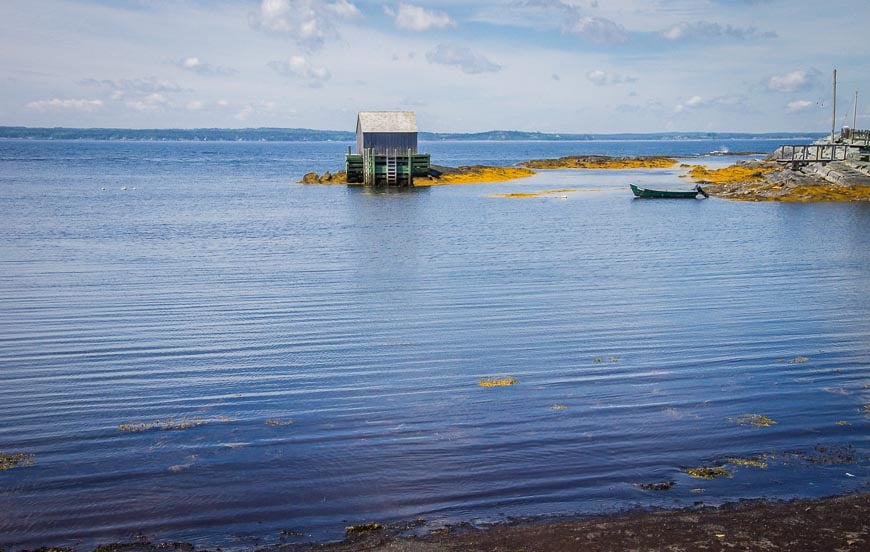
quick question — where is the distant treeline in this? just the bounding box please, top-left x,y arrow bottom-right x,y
0,126 -> 826,142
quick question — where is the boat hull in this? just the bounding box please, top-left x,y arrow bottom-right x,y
630,184 -> 705,198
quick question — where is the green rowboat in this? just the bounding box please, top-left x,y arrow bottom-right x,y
630,184 -> 708,199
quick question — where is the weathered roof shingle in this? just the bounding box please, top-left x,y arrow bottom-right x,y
357,111 -> 417,133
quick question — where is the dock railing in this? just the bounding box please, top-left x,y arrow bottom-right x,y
843,128 -> 870,146
774,144 -> 849,167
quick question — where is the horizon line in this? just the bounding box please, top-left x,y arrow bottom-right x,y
0,125 -> 828,136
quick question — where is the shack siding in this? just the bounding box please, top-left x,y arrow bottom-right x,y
361,132 -> 417,155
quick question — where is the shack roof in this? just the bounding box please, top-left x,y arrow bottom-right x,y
357,111 -> 417,134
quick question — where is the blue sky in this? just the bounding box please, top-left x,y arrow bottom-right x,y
2,0 -> 869,132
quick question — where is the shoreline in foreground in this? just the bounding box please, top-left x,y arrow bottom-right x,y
29,493 -> 868,552
296,492 -> 869,551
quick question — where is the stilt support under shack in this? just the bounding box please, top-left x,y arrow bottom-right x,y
346,149 -> 430,187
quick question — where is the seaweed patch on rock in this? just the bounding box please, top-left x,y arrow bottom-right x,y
685,466 -> 732,479
345,522 -> 385,536
299,171 -> 348,184
422,165 -> 536,185
521,155 -> 677,170
727,414 -> 777,428
478,376 -> 519,388
635,480 -> 676,491
726,456 -> 768,469
119,416 -> 230,433
488,188 -> 580,198
0,451 -> 35,471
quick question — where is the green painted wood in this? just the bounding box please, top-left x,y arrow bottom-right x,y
630,183 -> 706,198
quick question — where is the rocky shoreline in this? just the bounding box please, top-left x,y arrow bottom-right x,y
34,493 -> 868,552
290,493 -> 870,551
300,154 -> 870,201
685,158 -> 870,202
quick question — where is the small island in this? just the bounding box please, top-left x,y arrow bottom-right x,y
300,152 -> 870,202
301,110 -> 870,200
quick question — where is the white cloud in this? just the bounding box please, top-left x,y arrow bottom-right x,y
186,100 -> 204,110
124,93 -> 169,111
268,56 -> 332,86
673,94 -> 746,113
563,15 -> 628,43
425,44 -> 502,74
767,70 -> 818,93
235,105 -> 254,122
177,57 -> 237,77
674,95 -> 703,113
79,77 -> 184,102
787,100 -> 814,112
384,3 -> 456,32
660,21 -> 776,41
249,0 -> 360,51
26,98 -> 104,112
234,101 -> 279,122
79,77 -> 185,111
586,69 -> 636,86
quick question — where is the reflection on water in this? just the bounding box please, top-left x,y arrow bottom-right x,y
0,140 -> 867,549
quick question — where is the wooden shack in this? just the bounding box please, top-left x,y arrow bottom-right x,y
345,111 -> 430,186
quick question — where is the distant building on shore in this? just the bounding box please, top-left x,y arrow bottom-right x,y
346,111 -> 430,186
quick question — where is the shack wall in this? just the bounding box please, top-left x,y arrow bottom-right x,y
358,131 -> 418,155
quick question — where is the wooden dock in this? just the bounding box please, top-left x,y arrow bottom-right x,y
345,149 -> 430,186
773,144 -> 850,167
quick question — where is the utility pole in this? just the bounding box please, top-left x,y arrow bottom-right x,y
831,69 -> 837,142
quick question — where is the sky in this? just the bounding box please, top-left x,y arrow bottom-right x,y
2,0 -> 869,133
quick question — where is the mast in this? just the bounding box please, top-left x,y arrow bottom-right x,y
831,69 -> 837,142
853,90 -> 859,131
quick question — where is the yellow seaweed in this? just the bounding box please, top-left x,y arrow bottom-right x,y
728,414 -> 777,428
522,156 -> 677,170
726,457 -> 768,469
0,451 -> 35,471
478,376 -> 519,388
265,419 -> 295,426
488,188 -> 579,199
119,416 -> 227,433
685,466 -> 732,479
299,171 -> 348,184
425,166 -> 536,185
345,522 -> 385,535
686,164 -> 775,184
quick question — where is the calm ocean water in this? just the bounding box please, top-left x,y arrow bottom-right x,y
0,139 -> 867,549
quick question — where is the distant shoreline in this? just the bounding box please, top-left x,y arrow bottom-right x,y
0,126 -> 827,143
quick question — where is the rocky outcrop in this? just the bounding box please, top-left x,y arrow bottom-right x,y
299,171 -> 348,184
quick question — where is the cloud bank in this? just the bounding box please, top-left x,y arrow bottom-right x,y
425,44 -> 501,74
385,3 -> 456,31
